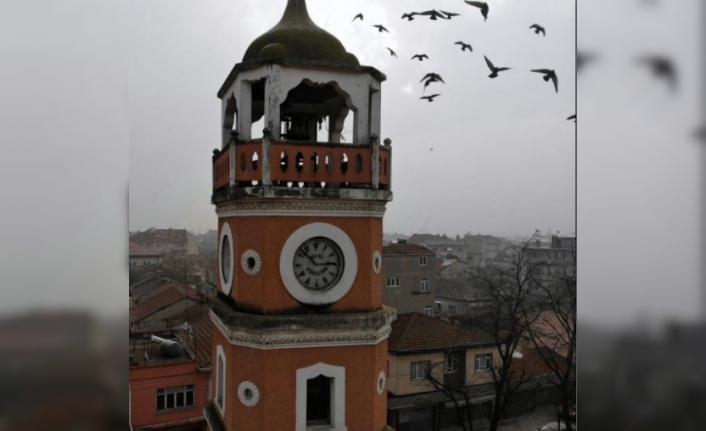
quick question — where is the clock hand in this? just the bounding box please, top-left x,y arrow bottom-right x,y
301,250 -> 321,267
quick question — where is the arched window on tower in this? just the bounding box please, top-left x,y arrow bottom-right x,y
222,94 -> 238,147
279,80 -> 355,143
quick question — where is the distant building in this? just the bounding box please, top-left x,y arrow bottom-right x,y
526,235 -> 576,280
130,228 -> 199,256
129,312 -> 212,431
383,241 -> 438,316
408,234 -> 468,261
387,313 -> 562,431
129,241 -> 165,268
435,278 -> 491,318
129,277 -> 205,333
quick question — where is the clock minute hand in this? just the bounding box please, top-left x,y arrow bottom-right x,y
301,250 -> 320,267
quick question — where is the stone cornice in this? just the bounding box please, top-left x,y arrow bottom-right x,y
215,200 -> 388,218
209,306 -> 396,350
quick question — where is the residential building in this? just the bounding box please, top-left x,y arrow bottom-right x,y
387,313 -> 561,431
130,228 -> 199,256
408,234 -> 468,262
129,277 -> 205,333
130,241 -> 165,268
129,312 -> 212,431
435,278 -> 491,319
383,241 -> 438,315
526,235 -> 577,283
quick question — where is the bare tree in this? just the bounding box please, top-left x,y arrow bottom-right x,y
522,257 -> 576,431
425,360 -> 475,431
463,239 -> 545,431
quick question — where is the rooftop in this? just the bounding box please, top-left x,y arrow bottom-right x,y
383,242 -> 435,256
129,282 -> 202,325
129,241 -> 164,257
130,228 -> 188,244
388,313 -> 493,354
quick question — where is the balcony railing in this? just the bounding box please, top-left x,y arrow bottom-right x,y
213,133 -> 391,192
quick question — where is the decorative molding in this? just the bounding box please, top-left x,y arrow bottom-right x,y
215,345 -> 226,416
216,201 -> 387,218
240,249 -> 262,276
209,310 -> 392,350
377,371 -> 386,395
237,381 -> 260,407
372,250 -> 382,274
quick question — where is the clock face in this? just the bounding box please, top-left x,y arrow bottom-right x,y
293,237 -> 344,291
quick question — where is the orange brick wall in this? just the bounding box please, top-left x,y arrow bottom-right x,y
211,326 -> 389,431
129,361 -> 210,429
218,216 -> 383,312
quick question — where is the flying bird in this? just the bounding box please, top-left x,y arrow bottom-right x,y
531,69 -> 559,93
455,41 -> 473,52
401,12 -> 418,21
567,114 -> 576,122
420,73 -> 445,84
372,24 -> 390,33
440,11 -> 461,19
429,147 -> 434,151
421,73 -> 445,92
386,47 -> 397,58
484,56 -> 511,78
637,55 -> 677,91
530,24 -> 546,36
420,94 -> 441,102
464,1 -> 489,22
411,54 -> 429,61
417,10 -> 449,20
352,13 -> 364,22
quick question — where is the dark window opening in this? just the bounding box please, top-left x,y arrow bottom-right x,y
307,375 -> 332,425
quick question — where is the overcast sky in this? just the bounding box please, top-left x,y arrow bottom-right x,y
0,0 -> 702,325
129,0 -> 576,238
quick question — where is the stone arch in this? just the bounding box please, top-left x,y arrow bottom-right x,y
278,78 -> 357,143
222,93 -> 238,147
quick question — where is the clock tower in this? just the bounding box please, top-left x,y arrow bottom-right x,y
205,1 -> 395,430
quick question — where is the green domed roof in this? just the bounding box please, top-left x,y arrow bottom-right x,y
242,0 -> 360,67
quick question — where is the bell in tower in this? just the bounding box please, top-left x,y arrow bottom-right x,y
207,1 -> 395,430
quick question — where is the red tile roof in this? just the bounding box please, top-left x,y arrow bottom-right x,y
389,313 -> 494,353
129,241 -> 164,257
186,312 -> 213,369
129,283 -> 201,324
383,243 -> 435,256
510,347 -> 564,379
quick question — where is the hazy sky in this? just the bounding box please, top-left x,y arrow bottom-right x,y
1,0 -> 701,325
129,0 -> 576,238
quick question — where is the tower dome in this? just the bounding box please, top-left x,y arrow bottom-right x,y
242,0 -> 360,67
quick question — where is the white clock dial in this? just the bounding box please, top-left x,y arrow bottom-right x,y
292,237 -> 344,291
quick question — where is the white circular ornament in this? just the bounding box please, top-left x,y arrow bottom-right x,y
237,381 -> 260,407
241,249 -> 262,276
377,371 -> 386,395
372,250 -> 382,274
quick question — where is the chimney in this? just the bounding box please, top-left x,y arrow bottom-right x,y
397,239 -> 407,252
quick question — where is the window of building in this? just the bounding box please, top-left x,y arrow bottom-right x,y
475,353 -> 492,372
386,277 -> 400,288
216,346 -> 225,412
424,306 -> 434,316
445,355 -> 458,374
419,256 -> 428,266
420,278 -> 430,293
410,360 -> 430,380
306,375 -> 332,426
156,385 -> 194,411
296,363 -> 345,430
448,304 -> 457,314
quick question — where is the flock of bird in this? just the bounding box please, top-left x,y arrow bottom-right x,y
351,1 -> 572,122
